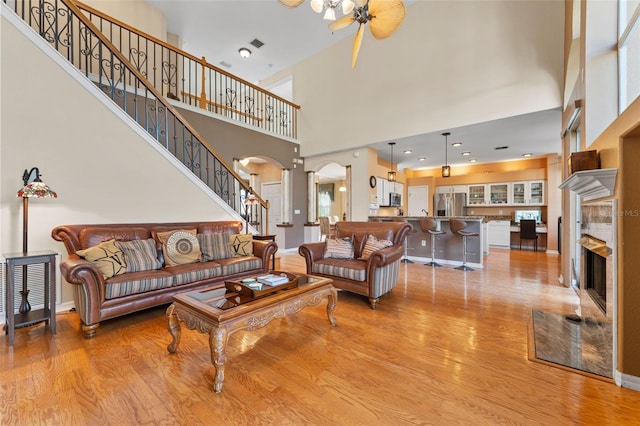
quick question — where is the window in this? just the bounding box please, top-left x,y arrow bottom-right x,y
619,0 -> 640,112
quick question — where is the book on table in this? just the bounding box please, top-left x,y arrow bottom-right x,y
257,274 -> 289,286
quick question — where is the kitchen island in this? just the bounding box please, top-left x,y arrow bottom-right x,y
368,216 -> 485,268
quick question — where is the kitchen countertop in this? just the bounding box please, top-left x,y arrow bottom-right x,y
369,216 -> 485,221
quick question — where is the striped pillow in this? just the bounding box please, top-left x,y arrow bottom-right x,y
114,239 -> 162,272
198,232 -> 234,261
360,235 -> 393,260
323,237 -> 354,259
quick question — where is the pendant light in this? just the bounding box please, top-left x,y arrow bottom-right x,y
441,132 -> 451,178
387,142 -> 397,182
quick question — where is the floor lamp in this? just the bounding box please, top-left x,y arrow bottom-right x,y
16,167 -> 57,313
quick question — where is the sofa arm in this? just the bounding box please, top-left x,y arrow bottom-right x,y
252,239 -> 278,270
368,244 -> 404,268
60,254 -> 106,326
298,242 -> 325,274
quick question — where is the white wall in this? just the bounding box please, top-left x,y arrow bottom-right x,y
1,11 -> 234,303
264,0 -> 564,158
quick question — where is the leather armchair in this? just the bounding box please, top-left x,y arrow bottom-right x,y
298,221 -> 412,309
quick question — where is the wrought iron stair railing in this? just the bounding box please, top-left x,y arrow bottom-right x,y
76,1 -> 300,140
5,0 -> 269,231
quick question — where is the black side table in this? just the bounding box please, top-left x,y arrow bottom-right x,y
4,250 -> 57,345
253,234 -> 276,270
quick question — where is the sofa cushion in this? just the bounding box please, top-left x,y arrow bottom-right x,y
155,229 -> 201,266
76,239 -> 127,279
312,258 -> 367,282
104,269 -> 174,299
323,237 -> 354,259
166,261 -> 223,286
115,239 -> 162,272
360,235 -> 394,260
79,227 -> 149,250
229,233 -> 253,257
198,232 -> 234,261
216,256 -> 263,276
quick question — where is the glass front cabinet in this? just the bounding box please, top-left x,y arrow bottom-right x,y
488,183 -> 509,205
467,184 -> 487,205
511,180 -> 545,205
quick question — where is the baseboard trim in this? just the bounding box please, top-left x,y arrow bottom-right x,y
616,370 -> 640,391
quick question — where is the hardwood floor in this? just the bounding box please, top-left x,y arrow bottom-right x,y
2,249 -> 640,425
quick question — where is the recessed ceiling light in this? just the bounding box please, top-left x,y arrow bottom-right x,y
238,47 -> 252,58
462,151 -> 470,156
523,153 -> 533,157
452,142 -> 462,147
403,150 -> 413,154
469,159 -> 478,163
418,157 -> 426,161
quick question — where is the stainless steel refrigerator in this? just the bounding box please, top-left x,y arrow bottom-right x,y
434,193 -> 467,216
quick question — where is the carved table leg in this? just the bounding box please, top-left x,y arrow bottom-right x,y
326,287 -> 338,327
209,326 -> 229,393
166,304 -> 181,353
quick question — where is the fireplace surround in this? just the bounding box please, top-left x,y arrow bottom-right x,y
578,201 -> 615,322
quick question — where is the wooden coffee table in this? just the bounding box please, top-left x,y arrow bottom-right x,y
166,274 -> 337,393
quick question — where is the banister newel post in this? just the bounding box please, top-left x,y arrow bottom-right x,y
199,56 -> 207,109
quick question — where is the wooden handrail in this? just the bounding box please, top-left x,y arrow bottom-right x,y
76,1 -> 300,110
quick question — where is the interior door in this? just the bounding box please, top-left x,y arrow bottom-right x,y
407,185 -> 429,216
261,182 -> 281,237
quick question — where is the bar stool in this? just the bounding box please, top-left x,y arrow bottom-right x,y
419,218 -> 445,267
450,219 -> 479,271
400,219 -> 414,263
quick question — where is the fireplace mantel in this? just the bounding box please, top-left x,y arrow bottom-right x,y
559,168 -> 617,201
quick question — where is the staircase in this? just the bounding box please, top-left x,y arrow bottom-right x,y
4,0 -> 297,232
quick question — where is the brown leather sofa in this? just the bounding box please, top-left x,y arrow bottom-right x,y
52,221 -> 277,338
298,221 -> 412,309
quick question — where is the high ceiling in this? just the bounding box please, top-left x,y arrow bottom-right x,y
146,0 -> 562,178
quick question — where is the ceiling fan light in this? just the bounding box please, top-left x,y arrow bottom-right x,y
323,7 -> 336,20
342,0 -> 355,14
310,0 -> 324,13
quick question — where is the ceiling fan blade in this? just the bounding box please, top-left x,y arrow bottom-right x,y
368,0 -> 406,40
329,15 -> 356,31
355,0 -> 368,6
278,0 -> 305,8
351,23 -> 365,68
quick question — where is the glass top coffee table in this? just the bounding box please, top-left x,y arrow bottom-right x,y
166,273 -> 337,393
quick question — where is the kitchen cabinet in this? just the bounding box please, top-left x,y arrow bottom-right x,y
511,180 -> 545,205
376,177 -> 388,206
467,184 -> 487,205
488,220 -> 511,248
489,183 -> 509,205
435,185 -> 467,194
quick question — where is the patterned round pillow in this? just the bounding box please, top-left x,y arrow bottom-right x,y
164,231 -> 201,266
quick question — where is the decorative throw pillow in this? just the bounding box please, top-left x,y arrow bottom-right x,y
114,239 -> 162,272
76,239 -> 127,279
360,235 -> 394,260
155,229 -> 201,266
198,231 -> 234,262
229,234 -> 253,257
323,237 -> 354,259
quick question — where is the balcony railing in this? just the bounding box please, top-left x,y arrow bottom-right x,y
76,1 -> 300,139
5,0 -> 269,230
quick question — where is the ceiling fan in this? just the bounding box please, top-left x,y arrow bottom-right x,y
278,0 -> 406,68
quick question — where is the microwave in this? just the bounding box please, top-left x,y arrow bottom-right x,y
389,192 -> 402,207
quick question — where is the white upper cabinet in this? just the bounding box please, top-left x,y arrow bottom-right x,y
511,180 -> 545,205
488,183 -> 510,205
436,185 -> 467,194
467,184 -> 487,205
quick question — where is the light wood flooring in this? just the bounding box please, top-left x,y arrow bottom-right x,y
2,249 -> 640,425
